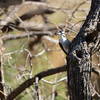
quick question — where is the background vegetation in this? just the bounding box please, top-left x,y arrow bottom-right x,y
0,0 -> 99,100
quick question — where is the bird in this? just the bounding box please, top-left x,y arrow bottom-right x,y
57,28 -> 70,54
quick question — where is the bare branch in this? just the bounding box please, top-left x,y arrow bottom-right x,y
41,77 -> 67,85
1,31 -> 53,42
6,65 -> 67,100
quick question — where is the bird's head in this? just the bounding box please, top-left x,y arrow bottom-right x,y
58,30 -> 65,35
57,29 -> 66,38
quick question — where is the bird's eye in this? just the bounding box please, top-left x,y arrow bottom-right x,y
59,30 -> 62,33
57,30 -> 65,35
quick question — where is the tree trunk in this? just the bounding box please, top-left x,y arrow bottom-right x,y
67,0 -> 100,100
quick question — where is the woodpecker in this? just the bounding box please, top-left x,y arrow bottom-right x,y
57,28 -> 70,54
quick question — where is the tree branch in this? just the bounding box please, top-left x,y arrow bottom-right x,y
1,31 -> 53,42
6,65 -> 67,100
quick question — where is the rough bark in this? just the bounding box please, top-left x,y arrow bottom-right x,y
67,0 -> 100,100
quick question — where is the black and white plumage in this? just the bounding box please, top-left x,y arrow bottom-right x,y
57,30 -> 70,54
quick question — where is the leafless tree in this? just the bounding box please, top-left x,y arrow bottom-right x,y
0,0 -> 99,100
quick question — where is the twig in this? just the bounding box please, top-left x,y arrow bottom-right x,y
34,77 -> 39,100
41,77 -> 67,85
72,0 -> 87,18
51,75 -> 58,100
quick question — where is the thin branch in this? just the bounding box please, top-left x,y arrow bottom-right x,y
72,0 -> 88,18
34,77 -> 40,100
41,77 -> 67,85
6,65 -> 67,100
1,31 -> 53,42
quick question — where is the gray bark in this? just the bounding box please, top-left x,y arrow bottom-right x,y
67,0 -> 100,100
